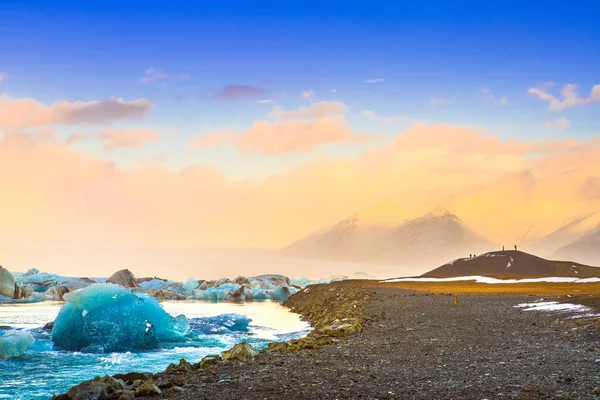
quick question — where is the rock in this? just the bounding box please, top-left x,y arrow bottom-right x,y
65,375 -> 124,400
166,386 -> 184,394
117,390 -> 135,400
221,342 -> 258,361
197,354 -> 222,368
225,286 -> 246,302
266,342 -> 289,353
112,372 -> 151,384
198,280 -> 208,290
135,379 -> 162,396
43,321 -> 54,331
319,319 -> 361,337
165,358 -> 193,374
107,269 -> 138,288
0,266 -> 19,299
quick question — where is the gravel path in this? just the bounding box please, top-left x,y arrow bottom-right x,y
146,286 -> 600,400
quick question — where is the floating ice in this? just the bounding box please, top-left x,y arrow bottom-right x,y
52,283 -> 189,353
183,278 -> 199,292
0,330 -> 35,359
187,314 -> 251,334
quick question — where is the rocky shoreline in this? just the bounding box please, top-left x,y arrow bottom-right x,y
53,282 -> 600,399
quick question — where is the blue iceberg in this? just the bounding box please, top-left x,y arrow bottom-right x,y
0,330 -> 35,359
52,283 -> 189,353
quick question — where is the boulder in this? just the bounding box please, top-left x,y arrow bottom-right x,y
107,269 -> 138,288
165,358 -> 193,374
117,390 -> 135,400
112,372 -> 151,384
24,268 -> 40,276
135,379 -> 162,396
0,266 -> 19,299
197,354 -> 222,368
221,342 -> 258,361
65,375 -> 124,400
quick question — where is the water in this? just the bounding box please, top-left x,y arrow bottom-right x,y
0,300 -> 310,400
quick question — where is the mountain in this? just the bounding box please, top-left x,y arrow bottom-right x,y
535,212 -> 600,254
422,250 -> 600,278
554,229 -> 600,267
282,203 -> 494,266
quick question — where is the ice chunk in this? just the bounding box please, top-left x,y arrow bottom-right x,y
0,266 -> 18,299
52,283 -> 189,353
0,330 -> 35,359
270,287 -> 291,302
183,278 -> 199,292
188,314 -> 251,334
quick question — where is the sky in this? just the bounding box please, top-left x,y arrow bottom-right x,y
0,1 -> 599,272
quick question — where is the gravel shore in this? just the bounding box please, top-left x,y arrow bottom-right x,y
57,283 -> 600,399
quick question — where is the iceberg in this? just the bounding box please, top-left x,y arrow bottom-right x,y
183,278 -> 199,292
52,283 -> 189,353
0,266 -> 18,299
0,330 -> 35,359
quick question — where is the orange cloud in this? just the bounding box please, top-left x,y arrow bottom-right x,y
1,124 -> 600,274
193,102 -> 376,154
0,96 -> 153,127
67,128 -> 160,151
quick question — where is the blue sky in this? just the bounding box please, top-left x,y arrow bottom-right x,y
1,0 -> 599,178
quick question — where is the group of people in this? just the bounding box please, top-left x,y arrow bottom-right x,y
469,244 -> 518,258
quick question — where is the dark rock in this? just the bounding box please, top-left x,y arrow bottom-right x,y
65,375 -> 124,400
222,342 -> 258,361
135,379 -> 161,396
43,321 -> 54,331
107,269 -> 138,288
112,372 -> 151,385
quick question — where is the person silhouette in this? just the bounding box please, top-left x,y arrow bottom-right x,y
502,246 -> 505,251
514,245 -> 517,251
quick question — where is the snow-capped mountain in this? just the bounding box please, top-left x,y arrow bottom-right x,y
536,212 -> 600,254
281,203 -> 494,266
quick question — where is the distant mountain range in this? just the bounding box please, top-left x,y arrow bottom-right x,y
422,250 -> 600,278
281,204 -> 493,267
281,203 -> 600,267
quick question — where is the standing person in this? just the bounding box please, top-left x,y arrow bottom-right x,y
502,246 -> 505,251
514,245 -> 517,251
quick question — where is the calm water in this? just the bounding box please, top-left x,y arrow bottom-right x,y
0,300 -> 310,400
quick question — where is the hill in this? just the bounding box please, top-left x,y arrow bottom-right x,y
422,250 -> 600,278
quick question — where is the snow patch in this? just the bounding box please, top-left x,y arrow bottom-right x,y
382,276 -> 600,284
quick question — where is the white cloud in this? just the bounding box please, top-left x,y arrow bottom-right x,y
544,117 -> 569,129
331,89 -> 337,93
481,87 -> 508,105
0,72 -> 6,83
527,83 -> 600,111
258,99 -> 275,105
139,68 -> 189,84
360,109 -> 420,125
301,90 -> 315,99
365,78 -> 385,83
